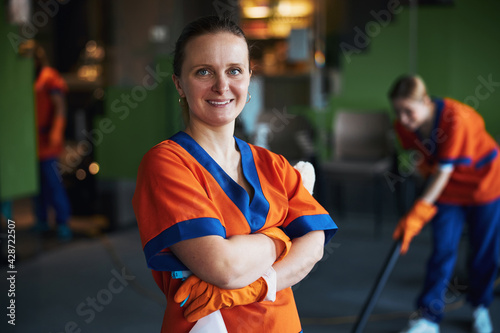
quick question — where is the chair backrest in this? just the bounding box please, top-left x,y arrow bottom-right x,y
333,111 -> 392,161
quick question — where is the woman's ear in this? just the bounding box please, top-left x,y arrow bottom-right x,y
172,74 -> 184,97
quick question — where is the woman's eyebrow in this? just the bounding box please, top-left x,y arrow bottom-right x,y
190,64 -> 212,70
190,62 -> 246,69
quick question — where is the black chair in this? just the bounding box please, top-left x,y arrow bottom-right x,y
321,110 -> 395,235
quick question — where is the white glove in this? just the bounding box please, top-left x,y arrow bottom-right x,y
293,161 -> 315,195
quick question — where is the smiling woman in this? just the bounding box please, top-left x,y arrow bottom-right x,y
172,31 -> 251,131
132,16 -> 337,333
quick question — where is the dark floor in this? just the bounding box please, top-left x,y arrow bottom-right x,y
1,192 -> 499,333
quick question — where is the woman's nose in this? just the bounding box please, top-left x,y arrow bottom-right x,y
213,74 -> 229,94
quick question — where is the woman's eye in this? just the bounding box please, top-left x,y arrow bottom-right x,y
197,69 -> 210,76
229,68 -> 242,75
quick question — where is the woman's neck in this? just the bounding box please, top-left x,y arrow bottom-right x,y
184,120 -> 253,199
184,122 -> 237,162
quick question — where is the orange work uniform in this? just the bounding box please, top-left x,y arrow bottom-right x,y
35,66 -> 67,160
133,131 -> 337,332
395,97 -> 500,205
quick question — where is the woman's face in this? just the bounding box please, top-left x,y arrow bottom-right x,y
173,32 -> 251,128
392,97 -> 432,131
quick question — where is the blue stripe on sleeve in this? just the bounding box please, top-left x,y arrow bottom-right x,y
439,149 -> 498,169
284,214 -> 338,245
144,217 -> 226,271
48,88 -> 63,95
148,252 -> 189,271
439,156 -> 472,166
475,148 -> 498,169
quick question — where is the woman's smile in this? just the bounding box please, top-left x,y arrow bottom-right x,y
207,99 -> 234,107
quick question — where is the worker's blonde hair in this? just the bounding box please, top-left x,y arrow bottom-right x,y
388,75 -> 428,101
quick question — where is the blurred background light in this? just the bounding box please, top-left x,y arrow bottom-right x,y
88,162 -> 100,175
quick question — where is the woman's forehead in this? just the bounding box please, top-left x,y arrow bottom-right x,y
183,32 -> 249,66
393,97 -> 418,107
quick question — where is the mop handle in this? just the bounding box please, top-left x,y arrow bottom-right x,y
351,239 -> 402,333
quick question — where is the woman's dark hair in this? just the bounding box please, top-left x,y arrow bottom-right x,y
388,74 -> 427,101
173,15 -> 250,77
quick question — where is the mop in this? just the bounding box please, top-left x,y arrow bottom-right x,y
351,239 -> 402,333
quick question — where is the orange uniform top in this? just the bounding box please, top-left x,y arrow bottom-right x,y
35,66 -> 67,160
395,98 -> 500,205
132,132 -> 337,333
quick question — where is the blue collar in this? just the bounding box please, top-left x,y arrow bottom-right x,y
170,132 -> 270,232
414,98 -> 444,154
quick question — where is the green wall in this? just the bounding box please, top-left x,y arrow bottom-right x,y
96,0 -> 500,178
0,6 -> 38,200
329,0 -> 500,138
96,57 -> 183,180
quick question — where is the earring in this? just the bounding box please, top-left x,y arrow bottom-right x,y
246,93 -> 252,104
178,97 -> 184,104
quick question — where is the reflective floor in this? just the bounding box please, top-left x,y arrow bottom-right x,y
2,198 -> 499,333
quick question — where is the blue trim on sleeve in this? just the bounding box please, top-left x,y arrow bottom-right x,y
39,126 -> 51,134
475,148 -> 498,169
48,88 -> 63,95
439,156 -> 472,166
284,214 -> 338,245
150,252 -> 189,271
170,132 -> 270,233
144,217 -> 226,271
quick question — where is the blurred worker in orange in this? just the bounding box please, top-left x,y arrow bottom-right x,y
390,75 -> 500,333
33,43 -> 72,241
